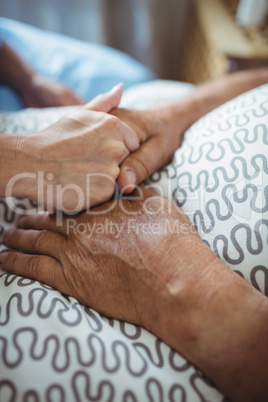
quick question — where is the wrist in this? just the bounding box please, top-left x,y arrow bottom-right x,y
148,244 -> 268,401
146,240 -> 219,345
148,96 -> 201,146
183,68 -> 268,126
137,229 -> 216,339
0,133 -> 40,200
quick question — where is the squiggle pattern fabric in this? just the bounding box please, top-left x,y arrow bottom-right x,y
172,84 -> 268,295
0,81 -> 267,401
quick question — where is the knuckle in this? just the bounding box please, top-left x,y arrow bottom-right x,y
5,252 -> 19,267
108,163 -> 120,179
32,231 -> 47,252
111,141 -> 127,160
104,114 -> 119,130
28,255 -> 40,278
133,154 -> 151,180
101,140 -> 127,162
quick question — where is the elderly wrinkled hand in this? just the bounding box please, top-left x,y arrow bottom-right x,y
1,184 -> 268,402
111,105 -> 188,193
0,184 -> 208,326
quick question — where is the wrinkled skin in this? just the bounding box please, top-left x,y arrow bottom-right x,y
111,106 -> 189,192
0,185 -> 208,328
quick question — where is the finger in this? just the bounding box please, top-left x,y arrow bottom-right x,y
16,213 -> 67,236
0,251 -> 66,291
111,108 -> 148,143
116,120 -> 140,154
83,83 -> 123,113
3,229 -> 66,260
117,136 -> 171,193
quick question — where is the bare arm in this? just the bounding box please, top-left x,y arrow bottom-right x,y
0,41 -> 35,94
167,67 -> 268,126
149,252 -> 268,402
0,41 -> 84,107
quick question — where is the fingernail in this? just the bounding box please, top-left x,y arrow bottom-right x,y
126,169 -> 136,186
111,82 -> 123,93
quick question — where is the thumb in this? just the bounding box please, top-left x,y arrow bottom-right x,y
117,137 -> 171,193
83,83 -> 123,113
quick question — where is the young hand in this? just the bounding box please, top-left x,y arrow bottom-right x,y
5,85 -> 140,212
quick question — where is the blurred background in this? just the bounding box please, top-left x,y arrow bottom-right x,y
1,0 -> 268,83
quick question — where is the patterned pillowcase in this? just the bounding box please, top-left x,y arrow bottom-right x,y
0,83 -> 227,402
172,84 -> 268,296
149,84 -> 268,296
0,82 -> 266,401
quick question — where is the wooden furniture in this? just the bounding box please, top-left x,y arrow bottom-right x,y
178,0 -> 268,84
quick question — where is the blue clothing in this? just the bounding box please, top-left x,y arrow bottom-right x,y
0,18 -> 155,111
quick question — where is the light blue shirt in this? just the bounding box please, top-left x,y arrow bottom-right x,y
0,17 -> 155,111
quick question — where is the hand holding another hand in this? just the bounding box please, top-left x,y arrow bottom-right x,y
112,100 -> 194,192
11,84 -> 140,212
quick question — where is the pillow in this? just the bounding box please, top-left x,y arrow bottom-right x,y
171,84 -> 268,296
1,81 -> 267,401
0,16 -> 155,111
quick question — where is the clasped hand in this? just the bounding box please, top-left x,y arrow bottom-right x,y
12,83 -> 188,213
13,84 -> 140,212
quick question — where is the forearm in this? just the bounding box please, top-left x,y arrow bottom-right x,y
187,67 -> 268,123
0,134 -> 38,198
155,67 -> 268,139
114,67 -> 268,191
149,247 -> 268,401
0,41 -> 35,94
